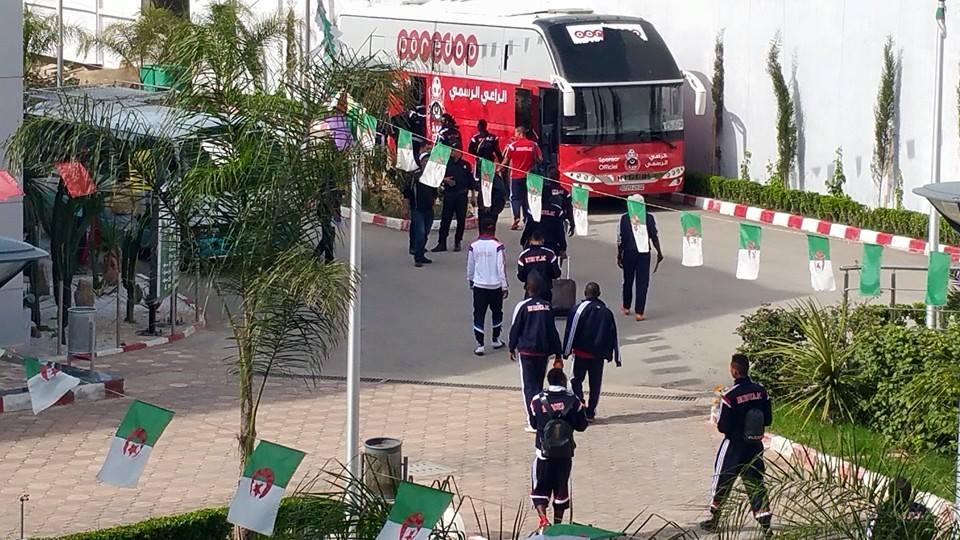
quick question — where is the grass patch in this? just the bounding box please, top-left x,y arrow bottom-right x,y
770,403 -> 955,499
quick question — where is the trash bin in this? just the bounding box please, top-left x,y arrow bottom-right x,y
67,306 -> 96,367
363,437 -> 402,500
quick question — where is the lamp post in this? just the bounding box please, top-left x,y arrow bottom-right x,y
926,0 -> 947,329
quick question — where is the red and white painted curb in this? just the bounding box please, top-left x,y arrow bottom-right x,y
667,192 -> 960,260
341,207 -> 478,232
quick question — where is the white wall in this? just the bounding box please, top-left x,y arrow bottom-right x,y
3,0 -> 26,347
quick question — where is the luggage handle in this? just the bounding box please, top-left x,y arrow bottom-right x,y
562,254 -> 571,279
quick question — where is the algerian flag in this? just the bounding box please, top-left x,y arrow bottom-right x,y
925,251 -> 951,306
527,173 -> 544,222
626,195 -> 649,253
97,400 -> 174,488
571,184 -> 589,236
227,440 -> 306,536
860,243 -> 883,297
396,129 -> 419,172
419,143 -> 451,188
24,357 -> 79,415
807,235 -> 836,292
680,211 -> 703,267
375,481 -> 454,540
315,0 -> 342,59
359,113 -> 377,150
529,523 -> 622,540
479,158 -> 495,208
736,223 -> 762,280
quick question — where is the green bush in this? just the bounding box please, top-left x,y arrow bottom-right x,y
734,304 -> 803,391
684,173 -> 960,246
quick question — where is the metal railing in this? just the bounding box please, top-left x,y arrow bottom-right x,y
839,264 -> 960,328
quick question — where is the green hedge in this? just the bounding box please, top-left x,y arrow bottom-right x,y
685,174 -> 960,246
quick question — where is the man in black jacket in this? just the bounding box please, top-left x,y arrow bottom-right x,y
433,149 -> 473,252
517,230 -> 561,302
617,197 -> 664,321
701,353 -> 772,535
468,119 -> 503,175
530,368 -> 588,528
521,200 -> 568,257
405,143 -> 438,268
509,276 -> 563,432
562,282 -> 620,420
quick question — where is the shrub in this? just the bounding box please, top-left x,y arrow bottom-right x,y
734,304 -> 803,391
683,173 -> 960,246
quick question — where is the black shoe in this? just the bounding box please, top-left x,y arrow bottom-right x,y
414,260 -> 423,268
431,245 -> 447,253
698,519 -> 718,533
454,243 -> 462,252
420,257 -> 433,264
585,414 -> 596,423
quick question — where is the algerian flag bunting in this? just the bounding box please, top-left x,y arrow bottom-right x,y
396,129 -> 419,172
375,481 -> 454,540
479,158 -> 495,208
527,173 -> 544,222
359,113 -> 377,150
860,243 -> 883,297
680,211 -> 703,267
626,195 -> 649,253
736,223 -> 762,280
925,251 -> 951,306
24,357 -> 79,414
528,523 -> 622,540
419,144 -> 451,188
571,184 -> 589,236
807,235 -> 836,292
228,440 -> 306,536
97,400 -> 174,488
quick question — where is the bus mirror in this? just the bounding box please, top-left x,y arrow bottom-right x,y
683,70 -> 707,116
562,89 -> 576,117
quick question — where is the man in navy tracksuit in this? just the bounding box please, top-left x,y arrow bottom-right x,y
521,200 -> 568,257
617,200 -> 664,321
509,276 -> 563,431
562,282 -> 620,420
701,353 -> 773,534
517,230 -> 561,302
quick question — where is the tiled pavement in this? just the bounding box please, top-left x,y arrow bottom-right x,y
0,330 -> 722,538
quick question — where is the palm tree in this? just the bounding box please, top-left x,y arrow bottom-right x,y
22,6 -> 88,86
80,5 -> 187,70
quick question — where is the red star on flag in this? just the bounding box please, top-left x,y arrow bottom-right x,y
0,170 -> 23,201
55,161 -> 96,198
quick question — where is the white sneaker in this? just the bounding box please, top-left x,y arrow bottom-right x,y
524,426 -> 538,433
474,345 -> 485,356
491,339 -> 505,350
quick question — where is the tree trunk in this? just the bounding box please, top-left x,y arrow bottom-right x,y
235,304 -> 257,540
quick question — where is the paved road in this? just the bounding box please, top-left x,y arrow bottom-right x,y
316,199 -> 930,392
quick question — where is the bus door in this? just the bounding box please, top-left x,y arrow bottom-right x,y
538,87 -> 560,178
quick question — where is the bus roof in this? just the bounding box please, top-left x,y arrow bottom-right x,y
338,0 -> 600,30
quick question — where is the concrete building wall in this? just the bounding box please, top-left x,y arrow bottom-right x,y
2,0 -> 26,346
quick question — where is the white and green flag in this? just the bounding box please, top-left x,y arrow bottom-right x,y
479,158 -> 495,209
926,251 -> 951,306
808,234 -> 836,292
97,400 -> 174,488
626,195 -> 649,253
529,523 -> 622,540
736,223 -> 762,280
419,143 -> 451,188
680,211 -> 703,267
527,173 -> 544,222
228,440 -> 306,536
571,184 -> 589,236
375,482 -> 454,540
24,357 -> 79,414
359,113 -> 378,150
396,129 -> 419,172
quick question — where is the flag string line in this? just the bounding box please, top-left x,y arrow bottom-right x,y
98,384 -> 242,438
363,116 -> 907,246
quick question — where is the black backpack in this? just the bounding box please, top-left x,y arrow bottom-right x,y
539,394 -> 575,458
743,407 -> 765,442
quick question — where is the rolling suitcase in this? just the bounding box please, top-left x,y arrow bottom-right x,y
551,256 -> 577,317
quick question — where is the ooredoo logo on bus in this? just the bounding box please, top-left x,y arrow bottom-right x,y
397,29 -> 479,67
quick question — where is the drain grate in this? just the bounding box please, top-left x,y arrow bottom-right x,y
310,375 -> 699,402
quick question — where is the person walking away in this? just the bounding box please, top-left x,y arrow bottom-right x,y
436,113 -> 463,150
501,126 -> 543,230
530,368 -> 588,528
468,119 -> 504,175
476,170 -> 507,222
700,354 -> 772,535
562,282 -> 619,421
521,196 -> 568,258
405,142 -> 438,267
509,276 -> 562,432
517,230 -> 561,302
433,148 -> 473,252
467,219 -> 509,356
617,199 -> 663,321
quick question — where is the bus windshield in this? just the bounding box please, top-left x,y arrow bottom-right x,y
560,85 -> 683,145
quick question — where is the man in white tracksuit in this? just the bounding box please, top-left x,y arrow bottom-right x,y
467,218 -> 509,356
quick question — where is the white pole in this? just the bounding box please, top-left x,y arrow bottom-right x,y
305,0 -> 312,63
345,164 -> 362,482
328,0 -> 336,24
56,0 -> 64,87
926,0 -> 946,330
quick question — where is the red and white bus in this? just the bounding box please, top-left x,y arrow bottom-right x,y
339,3 -> 705,197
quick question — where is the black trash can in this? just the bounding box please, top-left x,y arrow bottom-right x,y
363,437 -> 402,500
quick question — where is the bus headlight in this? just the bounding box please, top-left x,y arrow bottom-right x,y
661,166 -> 685,180
564,171 -> 603,184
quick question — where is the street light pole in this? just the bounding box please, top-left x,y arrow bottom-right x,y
345,164 -> 361,482
926,0 -> 946,330
56,0 -> 64,87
